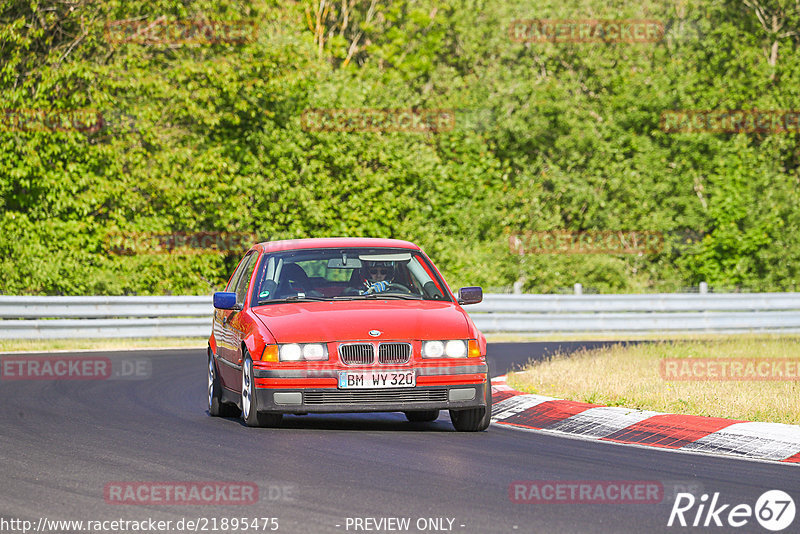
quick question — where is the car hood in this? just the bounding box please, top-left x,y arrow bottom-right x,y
251,300 -> 471,343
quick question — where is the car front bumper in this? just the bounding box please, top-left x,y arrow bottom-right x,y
255,382 -> 487,413
220,360 -> 491,414
254,383 -> 489,414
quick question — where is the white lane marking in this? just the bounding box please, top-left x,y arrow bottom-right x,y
491,393 -> 555,421
682,421 -> 800,461
545,406 -> 664,438
492,419 -> 800,467
489,376 -> 800,464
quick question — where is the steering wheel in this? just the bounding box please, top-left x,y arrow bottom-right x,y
385,282 -> 411,293
360,282 -> 412,295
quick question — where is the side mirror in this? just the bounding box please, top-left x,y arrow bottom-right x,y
213,291 -> 238,310
457,286 -> 483,305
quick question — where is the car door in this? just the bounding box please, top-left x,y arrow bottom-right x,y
216,251 -> 259,389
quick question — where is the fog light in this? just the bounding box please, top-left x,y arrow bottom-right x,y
274,392 -> 302,405
449,388 -> 476,401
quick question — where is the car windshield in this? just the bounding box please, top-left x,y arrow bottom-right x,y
250,247 -> 451,305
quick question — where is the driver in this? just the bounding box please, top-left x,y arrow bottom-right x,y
360,261 -> 394,294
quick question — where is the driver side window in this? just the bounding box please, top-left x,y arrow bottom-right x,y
233,252 -> 259,306
225,253 -> 250,292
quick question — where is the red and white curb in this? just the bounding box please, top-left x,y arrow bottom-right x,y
490,376 -> 800,465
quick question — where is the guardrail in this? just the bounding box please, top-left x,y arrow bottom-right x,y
1,293 -> 799,339
467,293 -> 800,333
0,296 -> 211,339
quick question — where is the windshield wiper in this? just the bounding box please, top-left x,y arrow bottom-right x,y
260,296 -> 330,304
369,294 -> 423,300
334,294 -> 422,300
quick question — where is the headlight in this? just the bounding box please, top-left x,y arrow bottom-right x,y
422,340 -> 445,358
445,340 -> 467,358
302,343 -> 327,361
279,343 -> 329,361
280,344 -> 302,361
423,340 -> 468,358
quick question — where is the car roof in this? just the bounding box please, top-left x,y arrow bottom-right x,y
253,237 -> 421,254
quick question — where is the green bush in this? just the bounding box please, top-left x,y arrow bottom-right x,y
1,0 -> 798,294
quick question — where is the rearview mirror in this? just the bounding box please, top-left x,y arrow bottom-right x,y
213,291 -> 237,309
457,286 -> 483,305
327,257 -> 362,269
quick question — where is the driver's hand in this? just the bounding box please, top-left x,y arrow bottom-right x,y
363,281 -> 389,294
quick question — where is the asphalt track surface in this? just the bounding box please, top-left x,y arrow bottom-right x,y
1,343 -> 798,534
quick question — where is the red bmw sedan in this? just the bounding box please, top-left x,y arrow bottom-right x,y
207,238 -> 490,431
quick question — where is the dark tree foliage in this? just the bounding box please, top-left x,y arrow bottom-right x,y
1,0 -> 798,294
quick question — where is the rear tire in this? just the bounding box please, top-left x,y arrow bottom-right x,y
241,353 -> 282,428
450,374 -> 492,432
208,351 -> 239,417
404,410 -> 440,423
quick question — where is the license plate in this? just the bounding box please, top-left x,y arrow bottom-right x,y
337,370 -> 416,389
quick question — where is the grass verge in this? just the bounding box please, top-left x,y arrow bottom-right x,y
0,337 -> 207,354
481,332 -> 770,342
506,335 -> 800,425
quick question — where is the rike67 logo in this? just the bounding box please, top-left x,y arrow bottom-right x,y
668,490 -> 795,531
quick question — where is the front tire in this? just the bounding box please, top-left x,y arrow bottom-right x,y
404,410 -> 440,422
241,354 -> 282,428
450,374 -> 492,432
